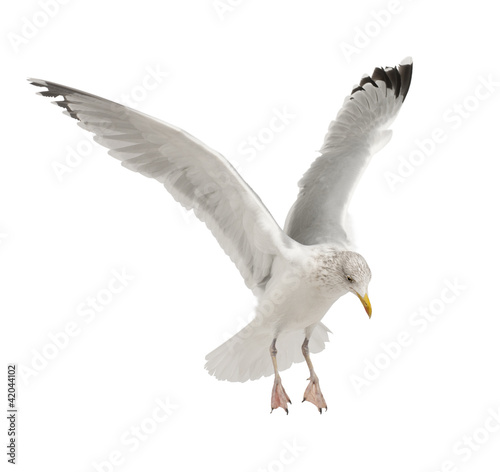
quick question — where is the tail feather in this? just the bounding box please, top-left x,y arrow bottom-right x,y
205,321 -> 331,382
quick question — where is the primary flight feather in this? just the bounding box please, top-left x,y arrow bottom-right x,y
30,57 -> 412,413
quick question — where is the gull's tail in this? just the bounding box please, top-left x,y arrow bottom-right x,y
204,320 -> 331,382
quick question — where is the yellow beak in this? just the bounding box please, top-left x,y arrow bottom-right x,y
356,292 -> 372,318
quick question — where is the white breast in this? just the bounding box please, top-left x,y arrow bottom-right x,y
255,249 -> 345,336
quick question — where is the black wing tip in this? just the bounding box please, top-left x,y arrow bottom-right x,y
351,56 -> 413,101
397,57 -> 413,102
28,77 -> 81,121
28,77 -> 67,97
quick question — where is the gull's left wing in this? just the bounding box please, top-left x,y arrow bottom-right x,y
284,57 -> 413,248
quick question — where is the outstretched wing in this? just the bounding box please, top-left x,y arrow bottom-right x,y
30,79 -> 294,295
284,57 -> 413,248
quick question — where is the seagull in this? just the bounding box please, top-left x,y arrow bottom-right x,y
30,57 -> 412,413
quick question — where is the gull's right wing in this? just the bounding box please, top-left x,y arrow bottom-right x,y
30,79 -> 297,295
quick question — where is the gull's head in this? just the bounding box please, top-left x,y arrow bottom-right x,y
337,251 -> 372,318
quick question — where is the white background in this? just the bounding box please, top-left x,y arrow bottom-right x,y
2,1 -> 500,471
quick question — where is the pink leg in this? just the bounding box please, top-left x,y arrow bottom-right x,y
302,337 -> 327,413
270,338 -> 291,414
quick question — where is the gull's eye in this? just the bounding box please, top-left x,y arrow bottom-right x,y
346,275 -> 354,283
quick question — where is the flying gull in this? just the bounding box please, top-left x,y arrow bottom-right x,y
30,57 -> 412,413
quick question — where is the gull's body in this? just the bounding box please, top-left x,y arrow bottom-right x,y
30,57 -> 412,413
206,245 -> 366,383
